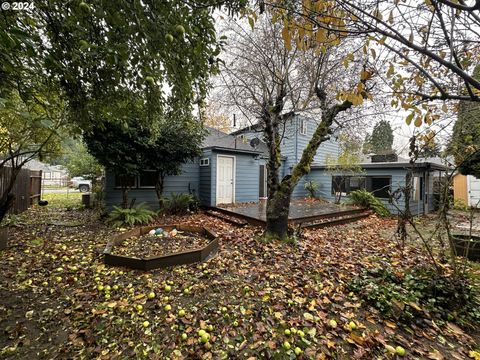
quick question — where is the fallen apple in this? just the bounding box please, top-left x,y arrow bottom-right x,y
178,309 -> 186,317
284,329 -> 291,336
181,333 -> 188,340
147,292 -> 155,299
175,25 -> 185,35
283,341 -> 291,350
328,319 -> 337,329
200,333 -> 210,343
164,285 -> 172,292
396,346 -> 406,356
294,347 -> 302,356
164,304 -> 172,311
143,321 -> 150,328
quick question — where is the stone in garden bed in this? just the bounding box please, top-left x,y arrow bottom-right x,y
103,225 -> 218,270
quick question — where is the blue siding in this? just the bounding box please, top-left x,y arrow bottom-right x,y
105,161 -> 199,210
306,168 -> 431,215
199,150 -> 212,206
210,151 -> 260,206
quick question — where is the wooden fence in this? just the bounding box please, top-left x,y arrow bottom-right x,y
0,167 -> 42,214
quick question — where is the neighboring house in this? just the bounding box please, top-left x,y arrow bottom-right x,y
453,174 -> 480,208
24,159 -> 69,187
104,117 -> 449,215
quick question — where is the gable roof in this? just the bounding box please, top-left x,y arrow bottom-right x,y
202,126 -> 262,154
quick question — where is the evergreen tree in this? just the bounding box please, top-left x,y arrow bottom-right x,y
365,120 -> 394,155
449,65 -> 480,178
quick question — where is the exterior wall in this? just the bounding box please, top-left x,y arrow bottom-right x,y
453,174 -> 468,203
199,150 -> 212,206
210,150 -> 260,206
306,168 -> 431,215
105,161 -> 199,210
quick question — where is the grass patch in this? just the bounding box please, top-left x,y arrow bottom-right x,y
42,192 -> 83,209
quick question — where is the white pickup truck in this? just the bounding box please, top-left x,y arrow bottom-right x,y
69,177 -> 92,192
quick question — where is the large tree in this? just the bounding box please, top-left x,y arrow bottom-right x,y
0,0 -> 246,219
219,16 -> 372,238
84,120 -> 149,209
141,115 -> 205,207
365,120 -> 394,155
264,0 -> 480,126
449,65 -> 480,177
0,8 -> 68,221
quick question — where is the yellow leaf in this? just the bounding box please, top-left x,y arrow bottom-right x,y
248,16 -> 254,30
370,48 -> 376,60
303,312 -> 314,321
469,350 -> 480,360
282,26 -> 292,51
414,116 -> 423,127
405,112 -> 415,125
386,63 -> 394,77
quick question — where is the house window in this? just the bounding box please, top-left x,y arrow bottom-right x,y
332,176 -> 366,195
44,172 -> 51,180
369,177 -> 391,198
350,176 -> 366,192
114,174 -> 136,188
332,176 -> 348,195
200,158 -> 210,166
300,119 -> 307,135
138,171 -> 157,188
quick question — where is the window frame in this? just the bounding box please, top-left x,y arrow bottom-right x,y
200,158 -> 210,167
113,174 -> 137,189
300,118 -> 307,135
368,176 -> 392,199
138,170 -> 157,189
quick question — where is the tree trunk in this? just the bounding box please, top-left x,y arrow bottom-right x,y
0,193 -> 15,224
121,188 -> 128,209
155,172 -> 165,209
265,183 -> 292,240
0,166 -> 21,224
264,99 -> 353,239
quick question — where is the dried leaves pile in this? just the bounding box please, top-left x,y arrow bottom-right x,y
0,206 -> 479,359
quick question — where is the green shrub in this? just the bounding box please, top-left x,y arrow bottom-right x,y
161,193 -> 199,215
106,203 -> 155,227
304,180 -> 319,198
453,198 -> 468,211
349,266 -> 480,326
348,189 -> 390,217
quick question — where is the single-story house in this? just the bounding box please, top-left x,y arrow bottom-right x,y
105,119 -> 450,215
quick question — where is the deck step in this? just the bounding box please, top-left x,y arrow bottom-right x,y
205,210 -> 248,227
300,211 -> 372,229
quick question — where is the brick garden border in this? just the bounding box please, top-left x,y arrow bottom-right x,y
103,225 -> 218,270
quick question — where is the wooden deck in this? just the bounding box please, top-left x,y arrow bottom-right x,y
208,201 -> 371,228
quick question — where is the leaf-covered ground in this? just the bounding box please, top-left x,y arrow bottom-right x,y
1,202 -> 479,359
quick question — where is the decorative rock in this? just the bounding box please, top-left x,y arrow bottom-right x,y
155,228 -> 164,235
148,229 -> 156,235
171,229 -> 178,237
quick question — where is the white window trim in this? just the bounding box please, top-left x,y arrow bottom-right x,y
200,158 -> 210,167
300,119 -> 307,135
216,154 -> 236,205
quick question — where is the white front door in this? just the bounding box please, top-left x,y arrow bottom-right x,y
468,175 -> 480,208
217,156 -> 235,204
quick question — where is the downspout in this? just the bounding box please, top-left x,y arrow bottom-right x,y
295,117 -> 298,165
